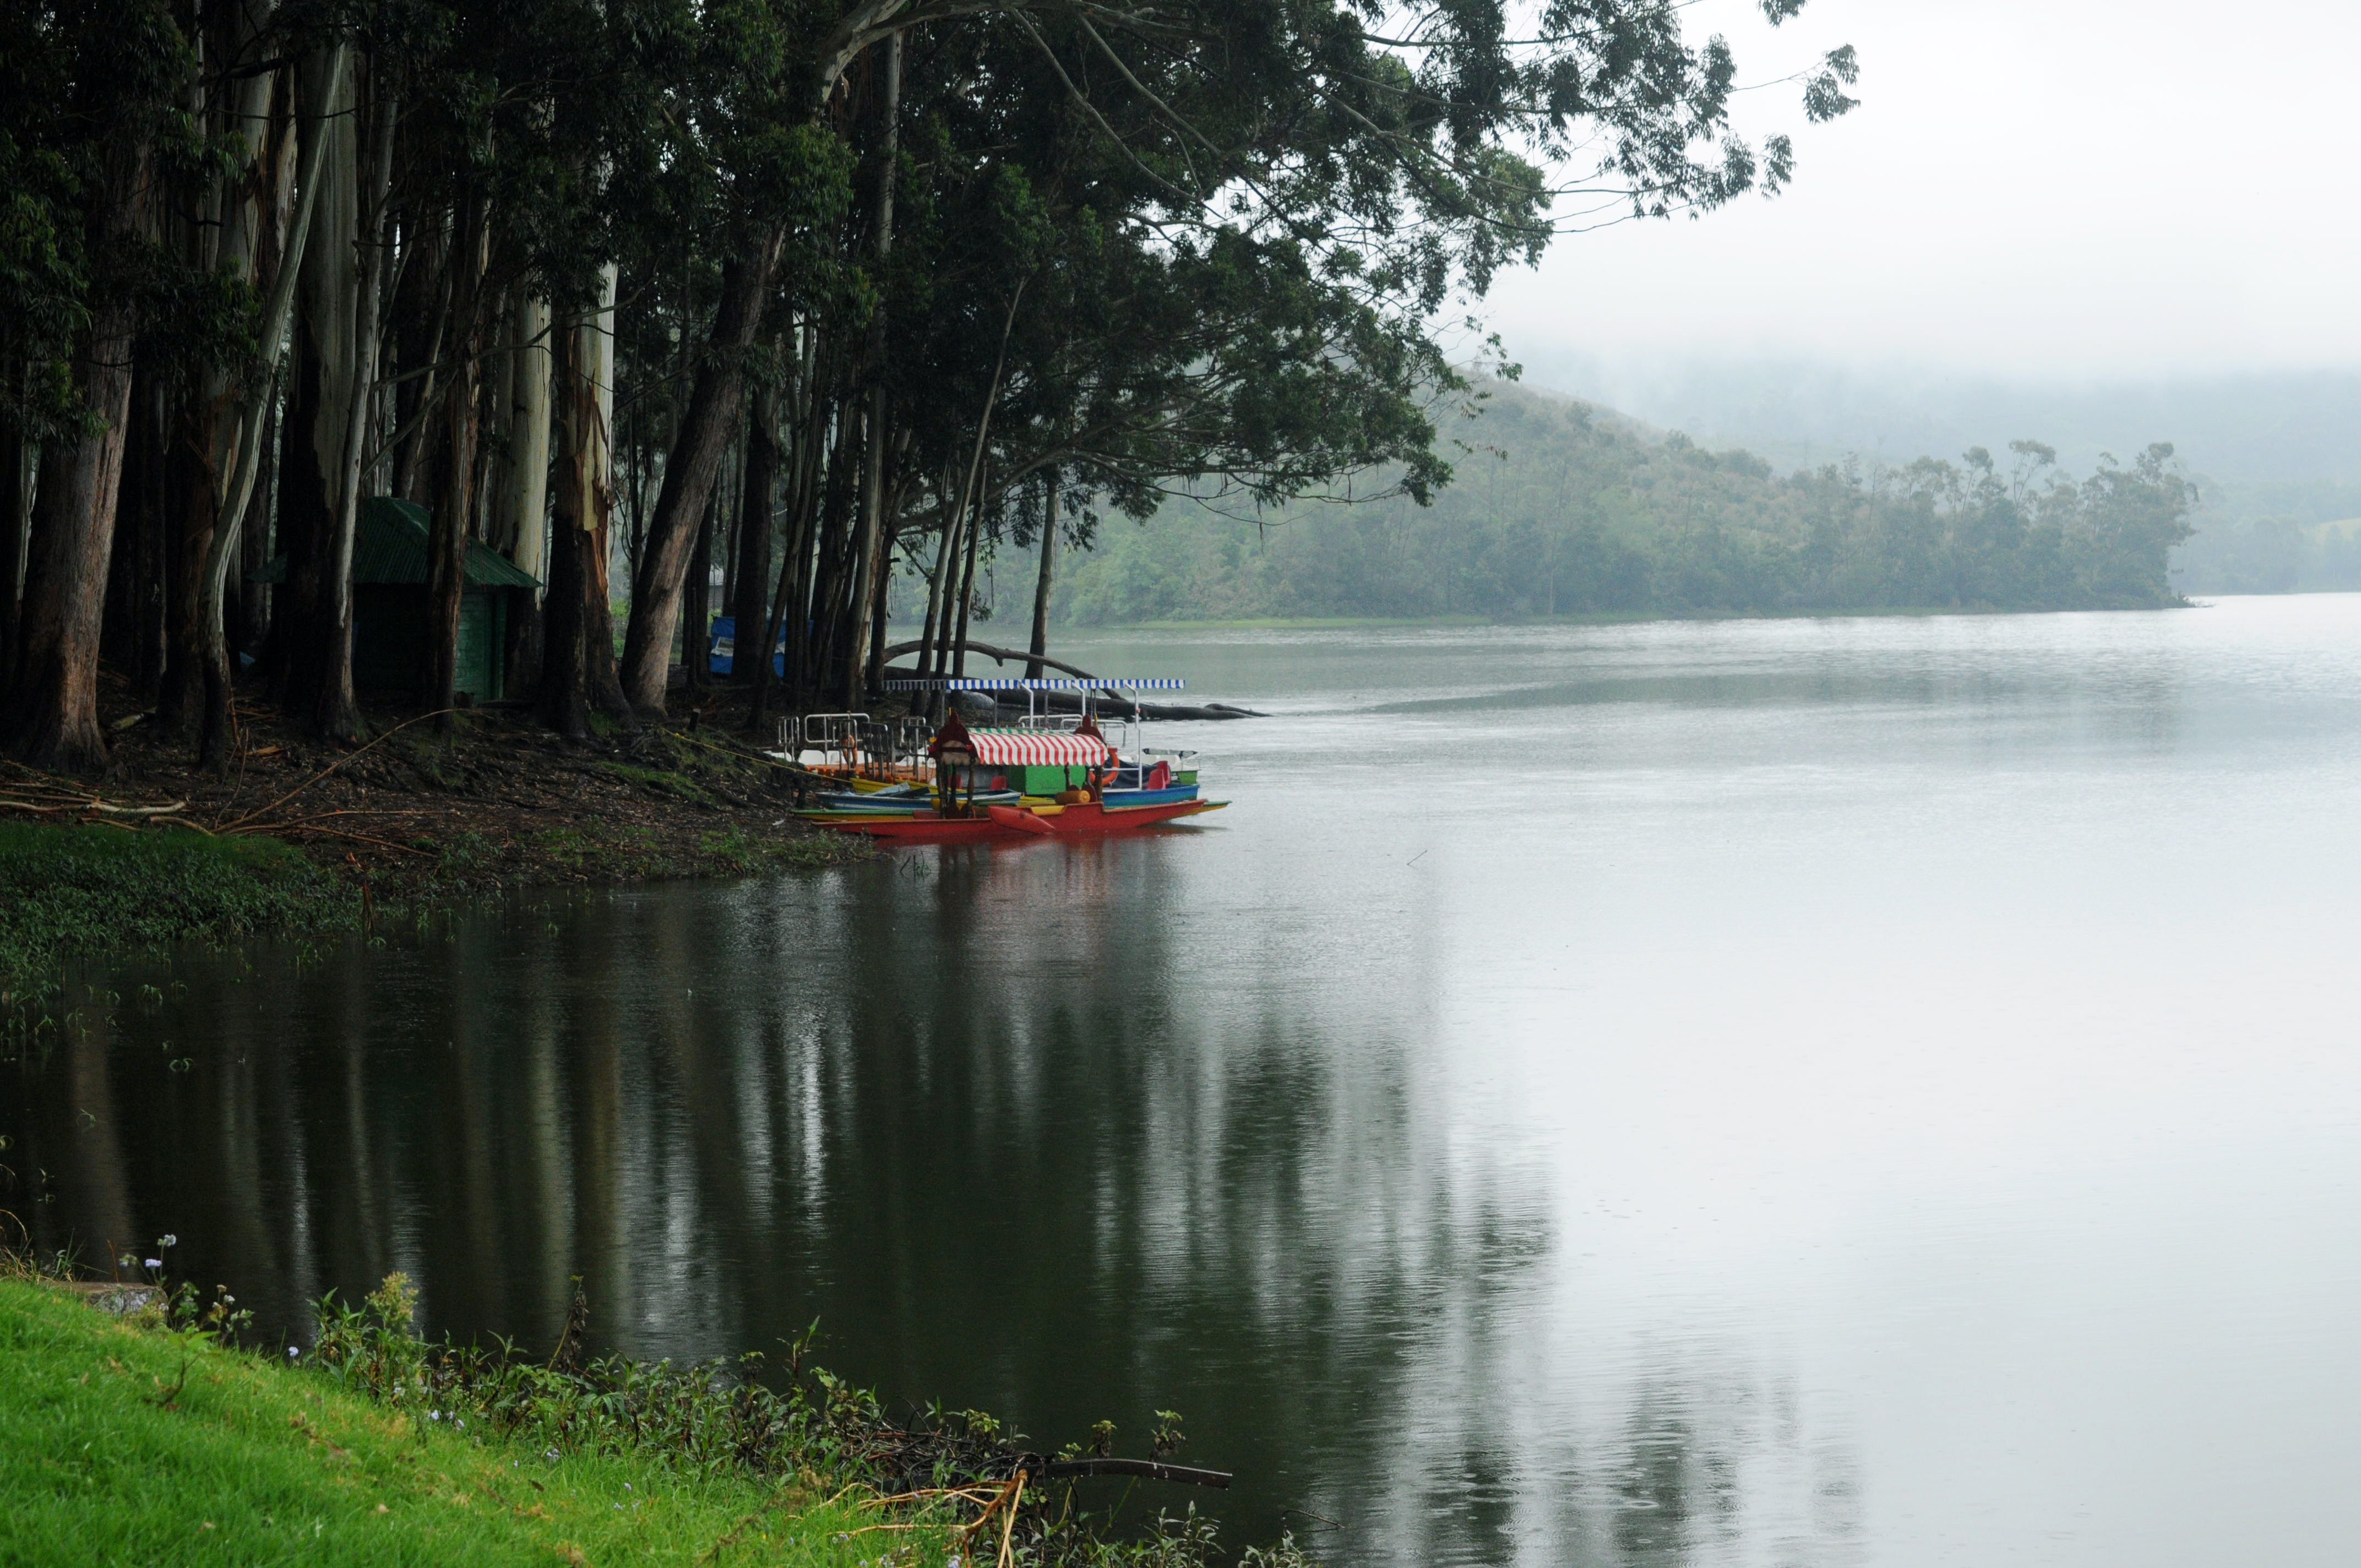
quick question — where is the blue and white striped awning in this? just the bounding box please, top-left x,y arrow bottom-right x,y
882,677 -> 1185,691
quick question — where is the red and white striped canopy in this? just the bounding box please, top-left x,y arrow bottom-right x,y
960,728 -> 1115,766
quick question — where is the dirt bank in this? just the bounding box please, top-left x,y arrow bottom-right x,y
6,674 -> 873,905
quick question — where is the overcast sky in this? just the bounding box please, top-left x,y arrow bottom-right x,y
1482,0 -> 2361,386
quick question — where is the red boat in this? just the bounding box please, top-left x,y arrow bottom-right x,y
816,796 -> 1227,842
796,709 -> 1227,842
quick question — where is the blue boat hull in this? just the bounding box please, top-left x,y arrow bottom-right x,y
1100,784 -> 1200,808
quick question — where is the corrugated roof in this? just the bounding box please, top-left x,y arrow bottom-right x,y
248,497 -> 542,589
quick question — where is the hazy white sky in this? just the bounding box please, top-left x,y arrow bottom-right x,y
1484,0 -> 2361,382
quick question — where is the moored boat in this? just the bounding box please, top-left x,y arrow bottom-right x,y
793,680 -> 1226,842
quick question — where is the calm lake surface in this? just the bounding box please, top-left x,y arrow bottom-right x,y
13,595 -> 2361,1565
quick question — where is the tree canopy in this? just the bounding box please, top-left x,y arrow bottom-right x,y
0,0 -> 1859,768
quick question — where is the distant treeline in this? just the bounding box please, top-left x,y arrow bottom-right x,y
2172,516 -> 2361,596
1049,385 -> 2195,624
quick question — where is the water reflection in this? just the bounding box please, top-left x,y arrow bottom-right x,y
42,598 -> 2359,1565
6,838 -> 1845,1565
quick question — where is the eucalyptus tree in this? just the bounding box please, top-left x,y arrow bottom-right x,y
1,0 -> 200,770
626,0 -> 1856,717
0,0 -> 93,703
0,0 -> 1856,769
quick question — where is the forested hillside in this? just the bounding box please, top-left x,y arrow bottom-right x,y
1048,383 -> 2195,624
2171,494 -> 2361,595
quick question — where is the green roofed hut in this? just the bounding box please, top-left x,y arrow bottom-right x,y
252,497 -> 540,701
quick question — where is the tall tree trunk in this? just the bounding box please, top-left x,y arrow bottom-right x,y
424,188 -> 487,725
617,235 -> 783,715
280,43 -> 374,744
929,281 -> 1016,691
0,415 -> 26,695
539,325 -> 594,740
808,408 -> 862,700
313,55 -> 393,742
103,370 -> 166,701
236,396 -> 278,656
683,492 -> 713,691
175,14 -> 282,756
161,421 -> 207,734
542,268 -> 633,737
4,104 -> 157,772
751,508 -> 803,729
747,335 -> 822,730
951,485 -> 981,679
390,221 -> 450,506
844,31 -> 902,707
731,383 -> 776,683
866,525 -> 893,689
274,316 -> 328,700
199,43 -> 347,767
502,293 -> 552,693
1026,469 -> 1057,679
915,468 -> 956,687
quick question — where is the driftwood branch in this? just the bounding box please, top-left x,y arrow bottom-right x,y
1031,1456 -> 1233,1489
216,709 -> 456,832
877,638 -> 1098,682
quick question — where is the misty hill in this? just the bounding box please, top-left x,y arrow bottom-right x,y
1524,353 -> 2361,498
1513,353 -> 2361,595
1049,382 -> 2190,625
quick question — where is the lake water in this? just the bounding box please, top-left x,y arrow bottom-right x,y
12,595 -> 2361,1565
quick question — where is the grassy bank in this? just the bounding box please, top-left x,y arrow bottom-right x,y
0,1276 -> 900,1566
0,821 -> 358,1014
0,1265 -> 1308,1567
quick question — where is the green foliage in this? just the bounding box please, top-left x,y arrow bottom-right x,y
0,1276 -> 902,1567
1054,386 -> 2194,623
2172,505 -> 2361,596
0,823 -> 356,1013
597,759 -> 714,804
298,1275 -> 1301,1565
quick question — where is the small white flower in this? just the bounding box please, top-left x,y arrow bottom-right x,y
143,1258 -> 161,1270
428,1411 -> 441,1421
160,1234 -> 177,1247
287,1347 -> 300,1359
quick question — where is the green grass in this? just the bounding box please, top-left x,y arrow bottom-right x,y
599,761 -> 717,807
0,823 -> 357,1013
0,1278 -> 912,1566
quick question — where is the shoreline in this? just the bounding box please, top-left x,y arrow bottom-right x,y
1078,600 -> 2202,633
1,680 -> 874,1019
0,1260 -> 1299,1567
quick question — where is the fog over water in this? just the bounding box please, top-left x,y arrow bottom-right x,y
1493,0 -> 2361,382
1483,0 -> 2361,488
14,597 -> 2361,1565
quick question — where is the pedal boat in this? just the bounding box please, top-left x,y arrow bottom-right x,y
796,711 -> 1224,842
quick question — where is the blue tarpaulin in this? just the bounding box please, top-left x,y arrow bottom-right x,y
708,616 -> 785,677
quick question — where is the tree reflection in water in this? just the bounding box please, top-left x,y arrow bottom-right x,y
6,842 -> 1857,1566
